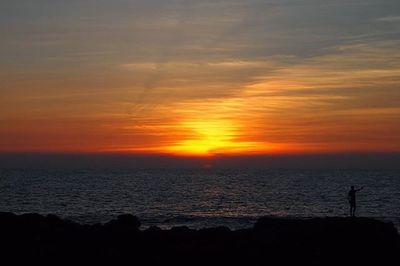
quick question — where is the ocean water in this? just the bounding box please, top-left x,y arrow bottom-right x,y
0,168 -> 399,230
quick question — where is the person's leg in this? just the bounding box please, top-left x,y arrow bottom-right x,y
353,202 -> 356,217
350,202 -> 355,217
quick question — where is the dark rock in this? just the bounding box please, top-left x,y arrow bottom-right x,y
144,226 -> 162,233
199,226 -> 231,234
0,213 -> 398,265
170,226 -> 191,233
104,214 -> 141,231
117,214 -> 141,229
45,214 -> 65,226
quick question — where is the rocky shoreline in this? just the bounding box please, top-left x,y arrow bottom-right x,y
0,212 -> 398,265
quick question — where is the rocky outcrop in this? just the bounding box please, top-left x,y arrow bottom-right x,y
0,212 -> 398,265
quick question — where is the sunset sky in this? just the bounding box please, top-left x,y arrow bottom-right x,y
1,0 -> 400,156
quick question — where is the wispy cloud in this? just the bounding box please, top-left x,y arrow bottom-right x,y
377,16 -> 400,22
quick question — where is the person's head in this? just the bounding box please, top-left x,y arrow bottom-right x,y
351,186 -> 354,190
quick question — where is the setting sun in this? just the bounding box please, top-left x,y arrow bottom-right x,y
165,120 -> 264,156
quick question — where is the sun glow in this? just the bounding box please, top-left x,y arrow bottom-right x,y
165,119 -> 265,156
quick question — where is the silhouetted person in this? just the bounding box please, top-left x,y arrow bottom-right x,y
348,186 -> 363,217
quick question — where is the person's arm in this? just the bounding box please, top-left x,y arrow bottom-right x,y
356,186 -> 364,192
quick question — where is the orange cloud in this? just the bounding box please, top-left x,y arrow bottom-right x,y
1,41 -> 400,154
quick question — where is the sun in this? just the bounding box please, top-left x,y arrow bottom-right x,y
165,119 -> 264,156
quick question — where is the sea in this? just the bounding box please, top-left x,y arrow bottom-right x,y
0,168 -> 399,230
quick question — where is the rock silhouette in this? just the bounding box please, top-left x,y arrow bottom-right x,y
0,212 -> 398,265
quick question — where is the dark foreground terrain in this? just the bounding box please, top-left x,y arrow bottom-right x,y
0,212 -> 398,265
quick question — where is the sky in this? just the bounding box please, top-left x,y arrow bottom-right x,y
1,0 -> 400,157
